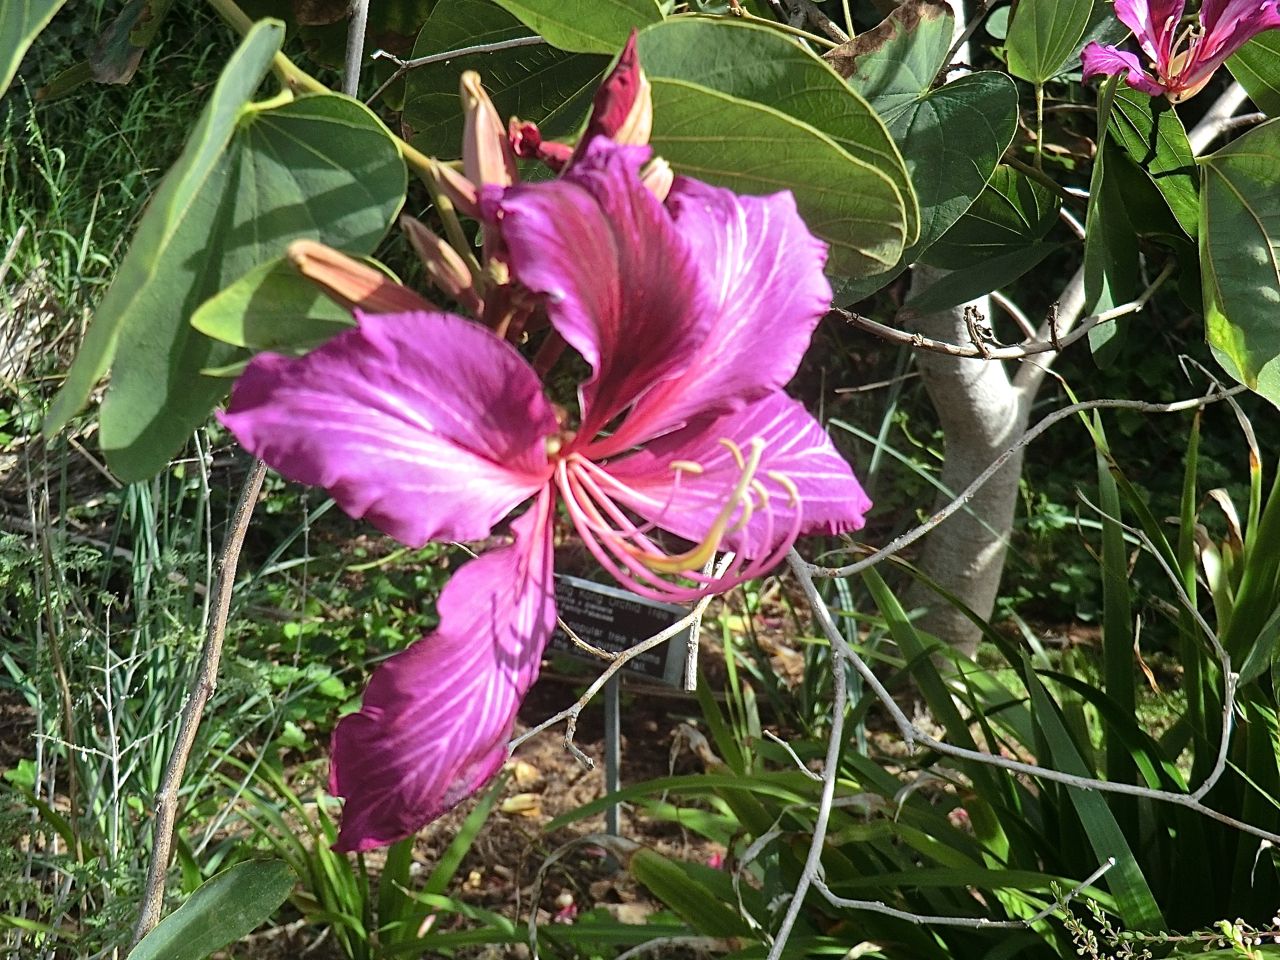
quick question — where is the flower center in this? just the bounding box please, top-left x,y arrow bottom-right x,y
552,438 -> 804,603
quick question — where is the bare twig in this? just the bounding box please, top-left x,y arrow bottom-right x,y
808,385 -> 1248,581
812,858 -> 1116,928
509,555 -> 734,759
365,36 -> 545,105
844,260 -> 1175,361
130,458 -> 267,946
788,549 -> 1280,845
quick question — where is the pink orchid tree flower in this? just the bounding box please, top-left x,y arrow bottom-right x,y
219,75 -> 870,854
1082,0 -> 1280,101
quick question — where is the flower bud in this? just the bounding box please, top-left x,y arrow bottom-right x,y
461,71 -> 517,189
400,216 -> 484,314
287,240 -> 433,314
433,161 -> 480,219
508,119 -> 573,172
639,156 -> 672,202
582,31 -> 651,146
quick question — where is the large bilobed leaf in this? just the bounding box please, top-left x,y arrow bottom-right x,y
1229,30 -> 1280,117
492,0 -> 662,54
636,18 -> 917,246
44,24 -> 407,481
402,0 -> 604,160
190,257 -> 354,353
1005,0 -> 1093,83
647,79 -> 906,278
96,92 -> 405,479
826,0 -> 954,121
127,860 -> 296,960
1109,88 -> 1197,237
43,21 -> 285,443
1201,119 -> 1280,407
925,164 -> 1060,267
0,0 -> 68,96
888,72 -> 1020,257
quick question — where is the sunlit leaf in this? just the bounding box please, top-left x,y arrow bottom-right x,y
492,0 -> 662,54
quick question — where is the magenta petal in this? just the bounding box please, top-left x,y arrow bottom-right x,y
495,139 -> 711,439
1114,0 -> 1185,61
1194,0 -> 1280,72
1081,42 -> 1166,95
604,392 -> 871,560
594,179 -> 834,458
220,311 -> 556,547
329,492 -> 556,852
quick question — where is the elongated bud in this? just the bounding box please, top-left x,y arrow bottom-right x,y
433,161 -> 479,219
639,156 -> 672,201
400,216 -> 484,314
287,240 -> 433,314
582,31 -> 651,146
461,71 -> 517,188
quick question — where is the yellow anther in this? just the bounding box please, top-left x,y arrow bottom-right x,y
766,470 -> 801,508
670,460 -> 704,475
628,438 -> 764,573
719,438 -> 746,470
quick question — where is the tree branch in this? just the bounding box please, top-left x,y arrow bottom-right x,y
130,458 -> 267,947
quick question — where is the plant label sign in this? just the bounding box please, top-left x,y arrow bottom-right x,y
548,574 -> 691,687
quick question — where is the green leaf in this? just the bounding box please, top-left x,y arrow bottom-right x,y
1109,88 -> 1197,237
889,71 -> 1020,256
190,257 -> 355,352
0,0 -> 69,97
645,78 -> 906,277
126,860 -> 297,960
1229,30 -> 1280,117
924,164 -> 1061,267
907,242 -> 1059,312
47,44 -> 406,481
1005,0 -> 1093,83
627,848 -> 749,938
403,0 -> 605,160
1084,142 -> 1143,363
637,17 -> 917,246
1200,119 -> 1280,405
492,0 -> 662,54
828,0 -> 955,122
43,20 -> 286,444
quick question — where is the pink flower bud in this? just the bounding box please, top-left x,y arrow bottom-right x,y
286,240 -> 434,314
582,31 -> 651,147
400,216 -> 483,315
461,71 -> 517,189
509,119 -> 573,172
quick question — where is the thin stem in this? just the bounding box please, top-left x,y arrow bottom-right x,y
840,0 -> 855,38
130,459 -> 267,947
1035,83 -> 1045,169
365,37 -> 546,105
700,11 -> 838,48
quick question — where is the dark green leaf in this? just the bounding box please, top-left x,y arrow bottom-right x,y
1109,88 -> 1197,237
924,164 -> 1060,267
190,257 -> 355,352
889,72 -> 1020,256
0,0 -> 69,97
646,78 -> 907,277
1200,119 -> 1280,405
637,17 -> 917,245
44,20 -> 287,443
1229,30 -> 1280,117
1005,0 -> 1093,83
907,242 -> 1059,312
827,0 -> 954,119
492,0 -> 662,54
1084,141 -> 1142,363
628,848 -> 749,938
402,0 -> 604,161
126,860 -> 296,960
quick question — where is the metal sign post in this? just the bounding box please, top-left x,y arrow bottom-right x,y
548,575 -> 694,836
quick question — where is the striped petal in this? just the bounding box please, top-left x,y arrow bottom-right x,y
1081,42 -> 1167,95
329,492 -> 556,852
220,310 -> 557,547
603,392 -> 871,559
591,178 -> 833,458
